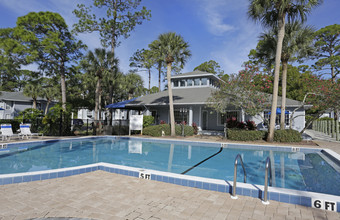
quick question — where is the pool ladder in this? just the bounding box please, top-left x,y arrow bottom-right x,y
262,157 -> 272,205
231,154 -> 246,199
231,155 -> 272,205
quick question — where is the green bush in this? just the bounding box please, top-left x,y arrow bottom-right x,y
15,108 -> 44,132
317,117 -> 333,121
143,115 -> 154,128
0,119 -> 21,132
273,129 -> 302,142
42,103 -> 73,136
227,129 -> 266,141
143,124 -> 194,137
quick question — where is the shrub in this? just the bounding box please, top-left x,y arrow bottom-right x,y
143,124 -> 194,137
15,108 -> 44,132
42,103 -> 73,136
226,117 -> 246,129
272,129 -> 302,142
227,129 -> 266,141
245,120 -> 256,130
143,115 -> 154,128
317,117 -> 333,121
192,122 -> 198,135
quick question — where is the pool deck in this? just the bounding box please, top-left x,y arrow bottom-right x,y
1,135 -> 340,220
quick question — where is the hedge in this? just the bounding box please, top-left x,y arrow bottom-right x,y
143,124 -> 194,137
0,119 -> 21,132
227,129 -> 266,141
272,129 -> 302,142
227,129 -> 302,142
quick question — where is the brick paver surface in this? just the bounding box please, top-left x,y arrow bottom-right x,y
1,171 -> 339,220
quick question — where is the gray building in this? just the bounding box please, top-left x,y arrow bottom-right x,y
0,91 -> 51,119
125,71 -> 308,132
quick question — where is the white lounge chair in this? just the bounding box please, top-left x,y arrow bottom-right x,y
19,124 -> 43,139
1,124 -> 19,141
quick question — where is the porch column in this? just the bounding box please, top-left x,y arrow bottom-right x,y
199,106 -> 202,130
241,109 -> 245,122
189,107 -> 193,126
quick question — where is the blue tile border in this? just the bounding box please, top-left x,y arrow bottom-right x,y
1,163 -> 339,212
0,134 -> 339,213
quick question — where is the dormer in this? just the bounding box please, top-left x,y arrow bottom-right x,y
171,70 -> 220,89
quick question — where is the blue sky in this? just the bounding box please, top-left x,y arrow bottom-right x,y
0,0 -> 339,89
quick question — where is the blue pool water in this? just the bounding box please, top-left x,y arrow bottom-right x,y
1,137 -> 339,196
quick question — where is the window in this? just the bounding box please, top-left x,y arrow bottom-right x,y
264,111 -> 290,127
201,78 -> 208,85
174,109 -> 188,124
187,79 -> 193,86
218,111 -> 238,126
173,80 -> 179,87
194,78 -> 200,86
180,80 -> 186,87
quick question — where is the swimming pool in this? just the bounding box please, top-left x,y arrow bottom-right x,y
1,136 -> 339,195
1,136 -> 340,212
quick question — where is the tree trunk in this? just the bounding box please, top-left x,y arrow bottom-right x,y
280,61 -> 288,130
108,0 -> 117,124
45,100 -> 50,115
33,98 -> 37,109
336,110 -> 339,141
60,64 -> 67,111
94,76 -> 101,121
167,62 -> 175,136
158,62 -> 162,92
148,68 -> 151,90
267,16 -> 285,142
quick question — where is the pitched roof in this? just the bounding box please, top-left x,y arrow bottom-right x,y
0,91 -> 47,102
127,87 -> 217,106
126,87 -> 304,107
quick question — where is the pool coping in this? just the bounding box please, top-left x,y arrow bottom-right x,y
0,136 -> 339,213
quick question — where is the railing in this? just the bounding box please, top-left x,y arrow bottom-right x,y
262,156 -> 272,205
231,154 -> 246,199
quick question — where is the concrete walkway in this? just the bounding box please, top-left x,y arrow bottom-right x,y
304,129 -> 339,143
1,171 -> 340,220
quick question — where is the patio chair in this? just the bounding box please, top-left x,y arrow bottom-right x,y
0,124 -> 20,141
18,124 -> 43,139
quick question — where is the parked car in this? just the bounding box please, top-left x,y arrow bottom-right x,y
72,119 -> 84,126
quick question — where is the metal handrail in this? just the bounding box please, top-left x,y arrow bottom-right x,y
231,154 -> 247,199
263,157 -> 272,205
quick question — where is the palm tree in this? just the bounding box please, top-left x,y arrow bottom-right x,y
124,72 -> 145,99
149,40 -> 165,92
23,82 -> 43,109
150,32 -> 191,136
43,86 -> 59,115
257,22 -> 315,129
82,48 -> 117,121
248,0 -> 322,142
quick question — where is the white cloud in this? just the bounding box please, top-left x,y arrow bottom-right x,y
196,0 -> 248,36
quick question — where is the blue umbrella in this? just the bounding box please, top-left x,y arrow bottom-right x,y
268,108 -> 289,115
105,97 -> 138,109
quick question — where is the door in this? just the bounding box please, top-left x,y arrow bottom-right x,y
202,111 -> 208,130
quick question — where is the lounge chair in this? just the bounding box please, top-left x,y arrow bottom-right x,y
18,124 -> 43,139
1,124 -> 19,141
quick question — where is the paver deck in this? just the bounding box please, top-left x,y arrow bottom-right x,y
1,170 -> 339,220
1,135 -> 339,219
